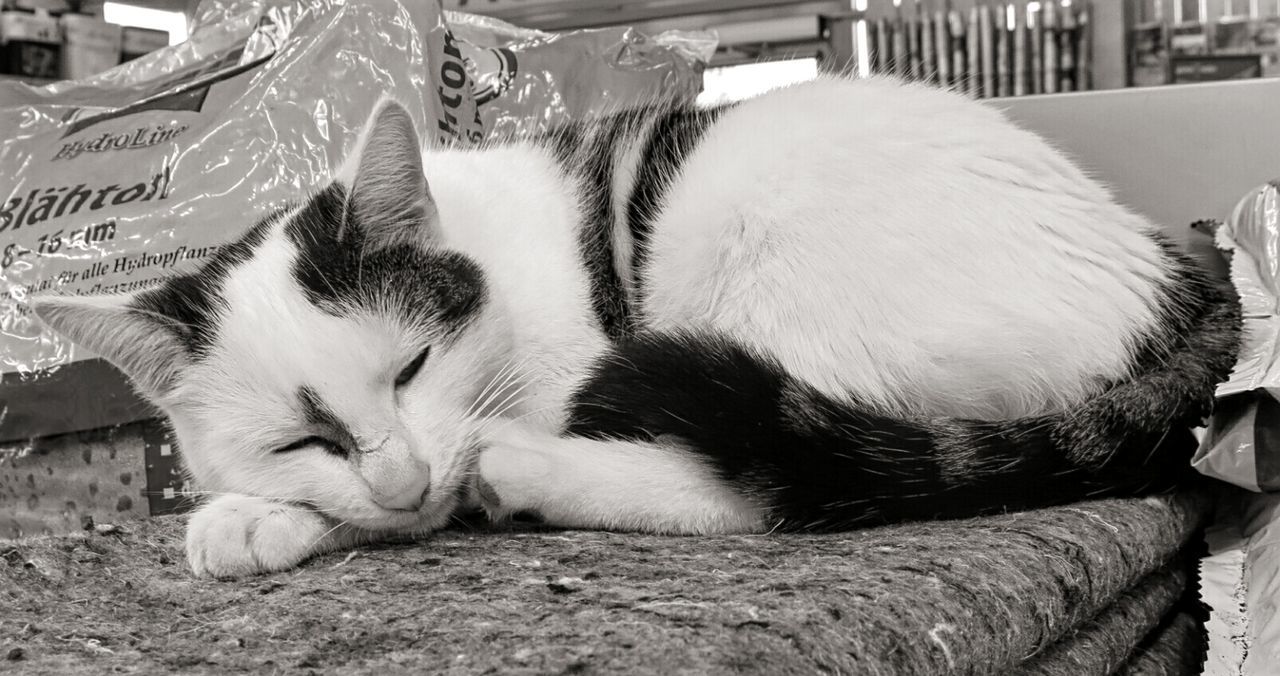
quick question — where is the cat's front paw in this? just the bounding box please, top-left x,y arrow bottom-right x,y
186,494 -> 333,578
474,427 -> 554,524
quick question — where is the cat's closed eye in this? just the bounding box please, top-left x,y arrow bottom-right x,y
395,347 -> 430,388
274,436 -> 346,457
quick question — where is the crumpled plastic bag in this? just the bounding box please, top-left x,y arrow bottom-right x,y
0,0 -> 717,446
0,0 -> 482,442
445,10 -> 716,138
1193,182 -> 1280,491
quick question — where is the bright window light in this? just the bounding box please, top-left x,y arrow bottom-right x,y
697,58 -> 820,107
103,2 -> 189,45
856,0 -> 871,77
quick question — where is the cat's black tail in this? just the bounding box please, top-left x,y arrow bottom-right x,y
564,249 -> 1241,531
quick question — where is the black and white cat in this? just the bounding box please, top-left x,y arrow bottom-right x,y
33,77 -> 1240,578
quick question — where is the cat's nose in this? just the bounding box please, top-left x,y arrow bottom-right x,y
374,485 -> 430,512
358,436 -> 431,511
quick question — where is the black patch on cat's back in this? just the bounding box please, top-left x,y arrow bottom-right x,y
131,208 -> 278,355
540,105 -> 731,338
284,183 -> 487,336
541,120 -> 586,171
625,106 -> 729,306
540,114 -> 640,340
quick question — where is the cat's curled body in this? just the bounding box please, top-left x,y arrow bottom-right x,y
33,77 -> 1240,578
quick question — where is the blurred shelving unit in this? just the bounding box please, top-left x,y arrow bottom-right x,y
1124,0 -> 1280,87
444,0 -> 865,73
445,1 -> 1132,97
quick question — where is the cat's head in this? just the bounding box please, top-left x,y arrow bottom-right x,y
32,102 -> 513,532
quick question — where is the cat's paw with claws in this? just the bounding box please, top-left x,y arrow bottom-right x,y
186,494 -> 333,578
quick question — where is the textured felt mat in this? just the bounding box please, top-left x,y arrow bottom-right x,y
1117,612 -> 1208,676
0,492 -> 1209,675
1015,563 -> 1191,675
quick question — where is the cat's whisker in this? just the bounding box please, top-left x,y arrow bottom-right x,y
168,490 -> 348,519
467,357 -> 522,415
469,415 -> 521,442
477,378 -> 537,421
489,395 -> 551,427
468,359 -> 536,419
128,305 -> 199,334
486,398 -> 532,424
564,400 -> 626,415
309,518 -> 353,550
448,513 -> 481,533
467,357 -> 525,418
488,359 -> 537,403
469,359 -> 508,403
467,396 -> 538,438
466,409 -> 524,441
491,355 -> 535,391
472,404 -> 560,440
503,405 -> 560,425
355,243 -> 366,306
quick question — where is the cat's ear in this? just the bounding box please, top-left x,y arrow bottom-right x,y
346,100 -> 441,248
29,294 -> 187,398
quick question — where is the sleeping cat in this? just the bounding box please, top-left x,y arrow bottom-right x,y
32,77 -> 1240,578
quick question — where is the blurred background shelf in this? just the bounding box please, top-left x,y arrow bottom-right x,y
6,0 -> 1277,102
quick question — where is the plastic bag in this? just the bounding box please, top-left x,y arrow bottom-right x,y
1193,182 -> 1280,491
0,0 -> 714,536
0,0 -> 482,443
446,10 -> 716,138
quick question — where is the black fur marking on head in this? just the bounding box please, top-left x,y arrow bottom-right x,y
131,208 -> 280,356
285,183 -> 487,336
297,385 -> 356,458
625,105 -> 728,308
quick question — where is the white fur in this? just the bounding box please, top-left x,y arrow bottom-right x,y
477,422 -> 763,534
186,494 -> 344,578
607,114 -> 661,300
420,145 -> 611,429
638,78 -> 1167,420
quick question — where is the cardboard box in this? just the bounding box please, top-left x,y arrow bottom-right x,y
0,421 -> 184,539
120,25 -> 167,62
60,14 -> 122,80
0,10 -> 59,79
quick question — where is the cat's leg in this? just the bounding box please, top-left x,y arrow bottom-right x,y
475,423 -> 766,534
185,494 -> 370,578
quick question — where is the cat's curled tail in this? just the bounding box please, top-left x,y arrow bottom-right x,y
564,246 -> 1241,530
